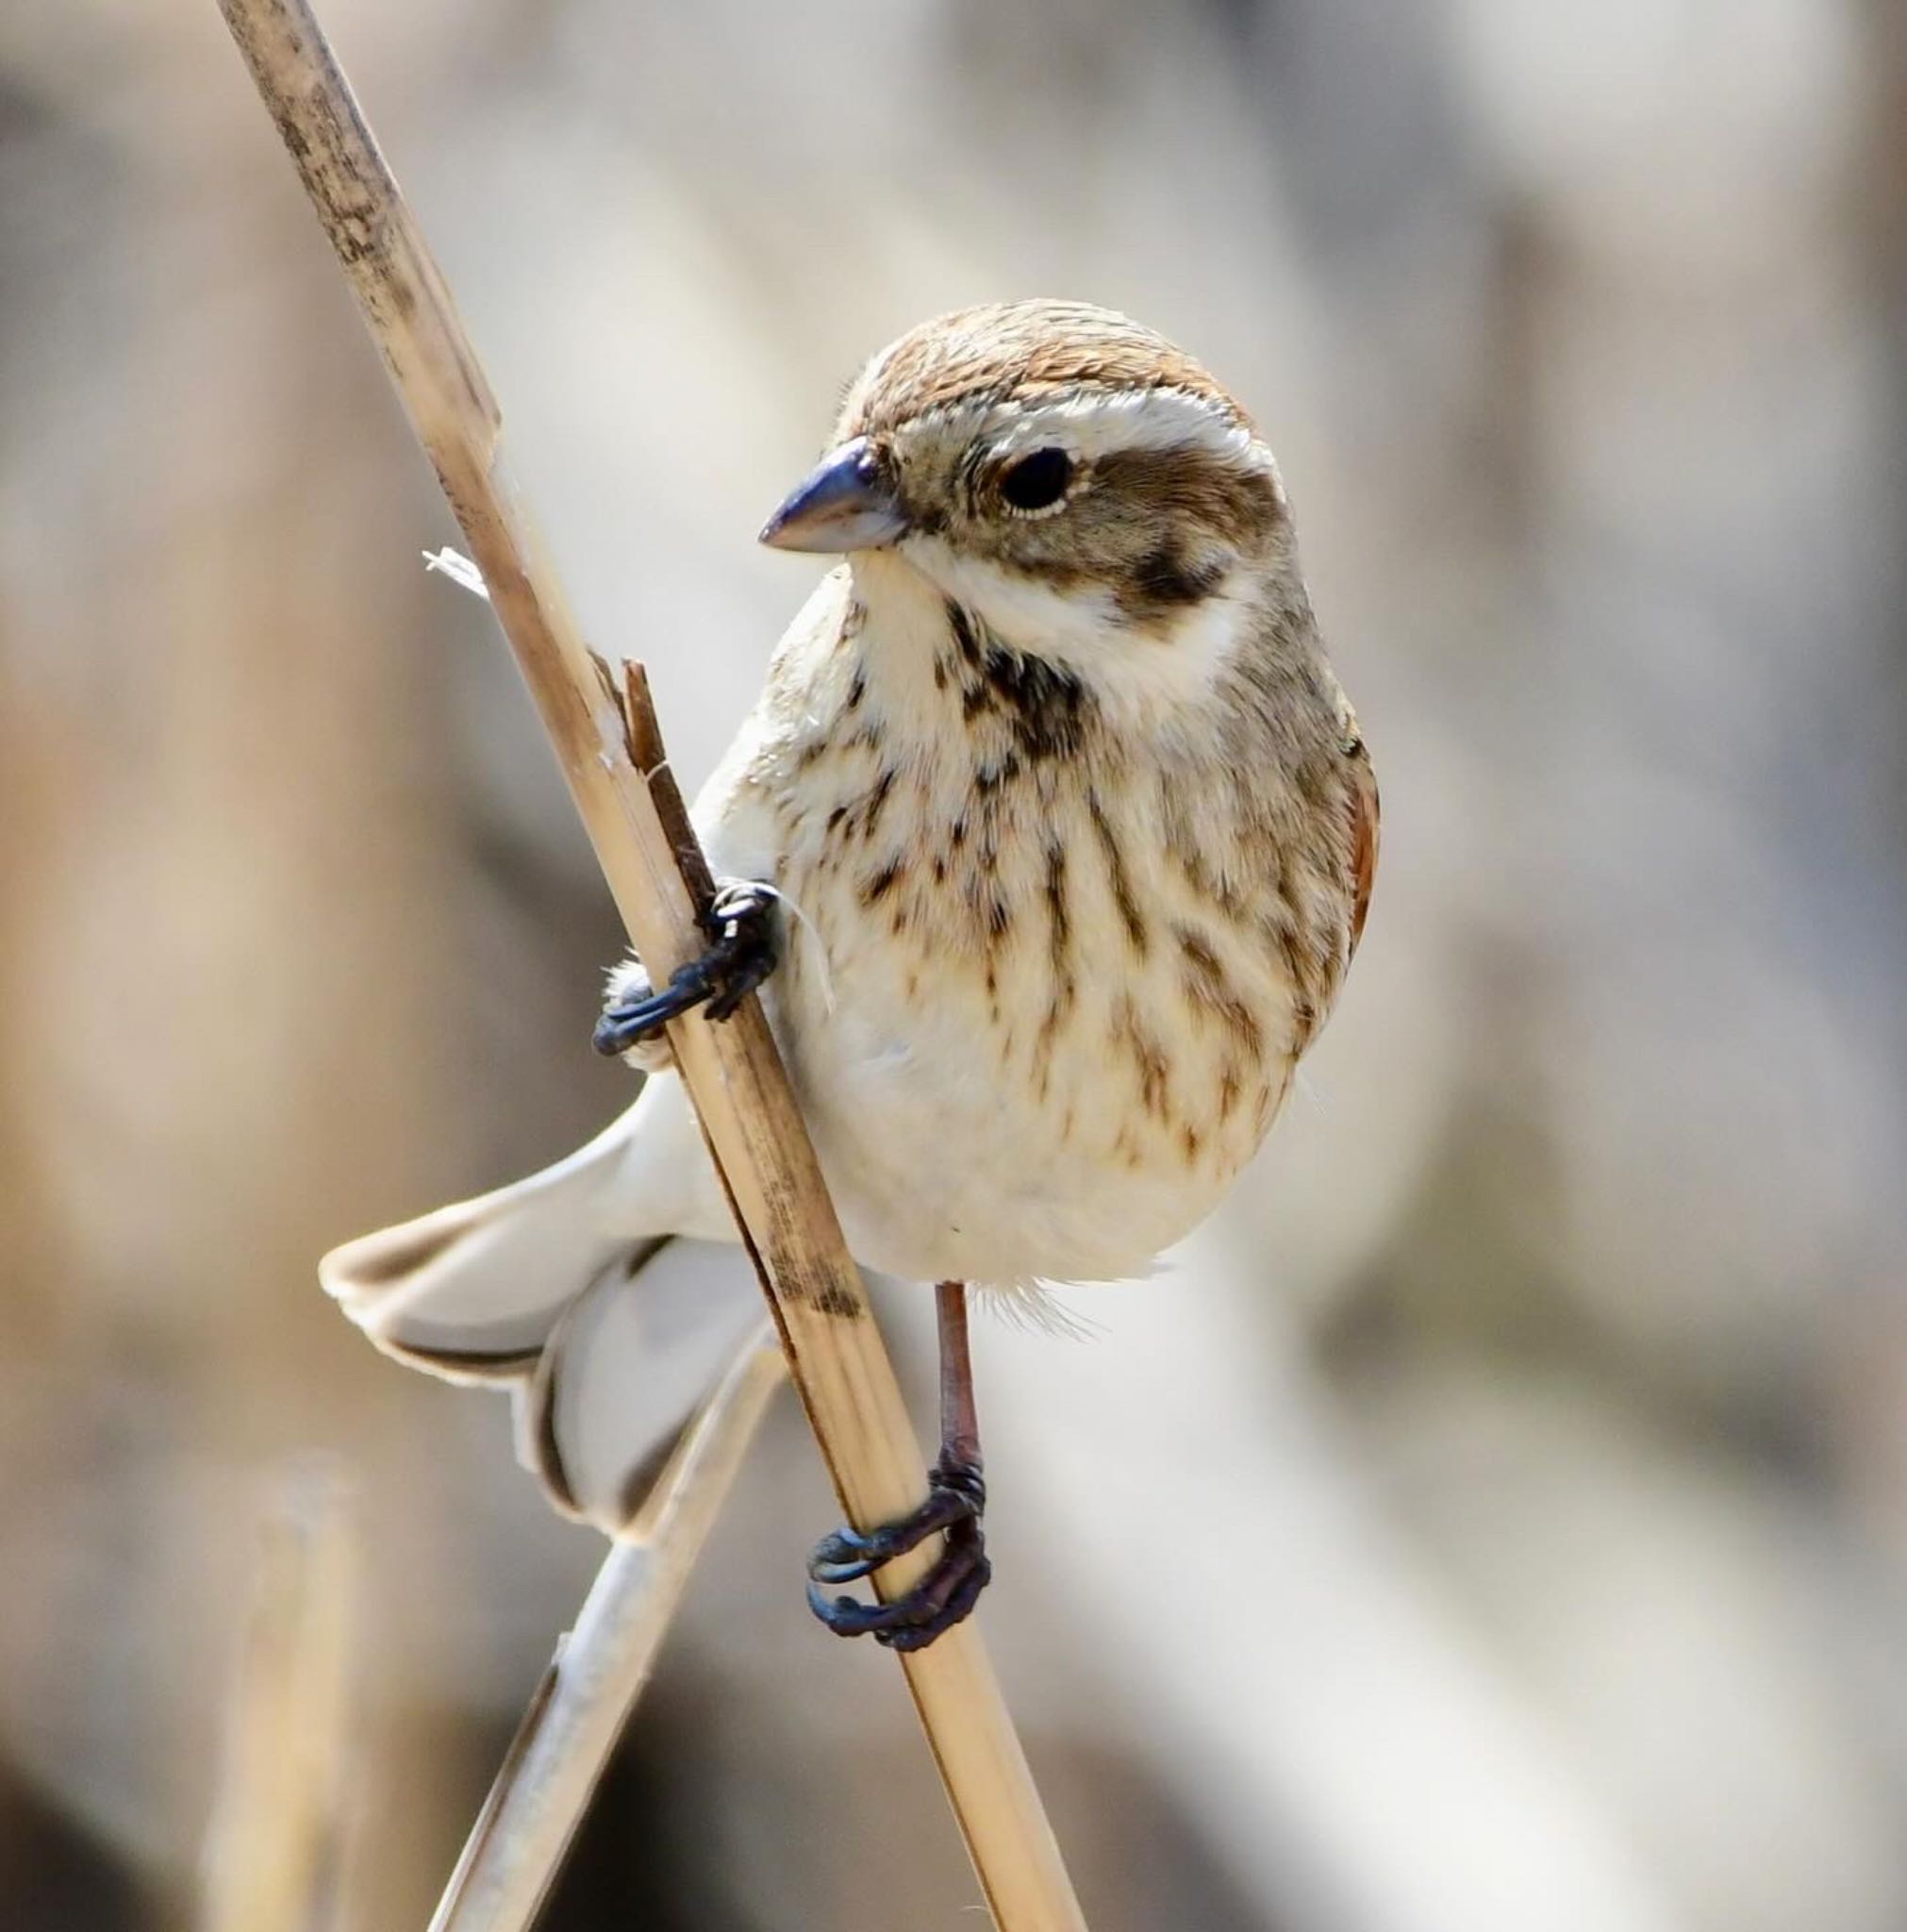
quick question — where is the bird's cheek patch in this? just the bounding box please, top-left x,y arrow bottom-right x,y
1114,543 -> 1233,629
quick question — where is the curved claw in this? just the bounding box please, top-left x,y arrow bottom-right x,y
701,879 -> 780,1023
806,1533 -> 992,1649
806,1456 -> 990,1651
880,1555 -> 993,1652
807,1479 -> 981,1586
591,878 -> 781,1057
592,975 -> 706,1056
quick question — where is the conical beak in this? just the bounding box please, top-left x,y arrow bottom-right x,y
758,437 -> 908,554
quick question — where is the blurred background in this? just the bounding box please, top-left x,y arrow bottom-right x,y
4,0 -> 1906,1926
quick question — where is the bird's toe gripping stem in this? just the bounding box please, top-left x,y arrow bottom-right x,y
805,1457 -> 991,1653
592,878 -> 781,1058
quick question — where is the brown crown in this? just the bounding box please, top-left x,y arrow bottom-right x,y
840,300 -> 1252,439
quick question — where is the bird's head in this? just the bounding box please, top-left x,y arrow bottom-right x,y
759,301 -> 1301,712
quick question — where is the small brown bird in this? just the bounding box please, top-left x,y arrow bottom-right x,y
323,300 -> 1376,1649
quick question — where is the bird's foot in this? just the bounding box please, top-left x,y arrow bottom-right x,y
593,879 -> 780,1059
805,1457 -> 990,1652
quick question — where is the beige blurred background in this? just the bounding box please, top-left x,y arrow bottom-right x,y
5,1 -> 1907,1926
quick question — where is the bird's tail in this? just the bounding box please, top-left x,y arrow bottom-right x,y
320,1090 -> 762,1535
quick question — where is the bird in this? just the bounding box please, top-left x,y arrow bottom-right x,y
321,299 -> 1378,1650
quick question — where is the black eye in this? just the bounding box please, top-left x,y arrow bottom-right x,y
998,447 -> 1075,512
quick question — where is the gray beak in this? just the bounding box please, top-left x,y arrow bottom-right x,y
758,437 -> 908,554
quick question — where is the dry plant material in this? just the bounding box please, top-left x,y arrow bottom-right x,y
200,1459 -> 356,1932
216,2 -> 1087,1926
430,1332 -> 785,1932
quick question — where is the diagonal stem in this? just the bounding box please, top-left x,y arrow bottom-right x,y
428,1334 -> 785,1932
214,3 -> 1086,1928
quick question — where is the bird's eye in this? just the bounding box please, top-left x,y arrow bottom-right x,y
998,447 -> 1075,513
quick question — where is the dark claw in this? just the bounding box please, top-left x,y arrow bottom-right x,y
880,1551 -> 993,1653
592,979 -> 696,1055
806,1459 -> 989,1651
809,1471 -> 982,1585
807,1534 -> 990,1647
593,880 -> 780,1057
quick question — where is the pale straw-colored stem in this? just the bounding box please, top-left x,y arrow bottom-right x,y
200,1459 -> 357,1932
215,4 -> 1087,1927
428,1331 -> 785,1932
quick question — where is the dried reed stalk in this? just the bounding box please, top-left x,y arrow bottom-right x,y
200,1459 -> 356,1932
216,3 -> 1087,1926
429,1330 -> 785,1932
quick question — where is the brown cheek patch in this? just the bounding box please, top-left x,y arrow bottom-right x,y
1091,448 -> 1283,555
1116,541 -> 1230,625
1062,447 -> 1282,630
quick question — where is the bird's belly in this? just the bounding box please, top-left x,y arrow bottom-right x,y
767,906 -> 1291,1289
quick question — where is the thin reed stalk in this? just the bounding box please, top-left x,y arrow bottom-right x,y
429,1331 -> 785,1932
200,1459 -> 356,1932
215,3 -> 1088,1926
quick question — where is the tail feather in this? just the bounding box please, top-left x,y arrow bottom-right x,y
518,1241 -> 765,1529
320,1085 -> 759,1536
321,1110 -> 639,1385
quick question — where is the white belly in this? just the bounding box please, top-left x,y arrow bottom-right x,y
763,794 -> 1298,1290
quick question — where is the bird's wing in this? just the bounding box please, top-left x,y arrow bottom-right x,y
1293,711 -> 1379,1057
1345,724 -> 1378,963
322,1077 -> 752,1535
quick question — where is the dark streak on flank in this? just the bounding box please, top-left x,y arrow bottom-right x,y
1044,840 -> 1070,967
1292,994 -> 1318,1048
1115,995 -> 1171,1123
1219,1063 -> 1242,1122
859,768 -> 896,840
1032,840 -> 1077,1074
1269,903 -> 1319,1055
1178,924 -> 1265,1058
1088,790 -> 1149,956
860,859 -> 902,907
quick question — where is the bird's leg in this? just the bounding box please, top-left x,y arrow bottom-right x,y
807,1279 -> 991,1651
593,878 -> 780,1058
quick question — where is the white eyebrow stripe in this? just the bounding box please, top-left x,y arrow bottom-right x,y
907,385 -> 1272,471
